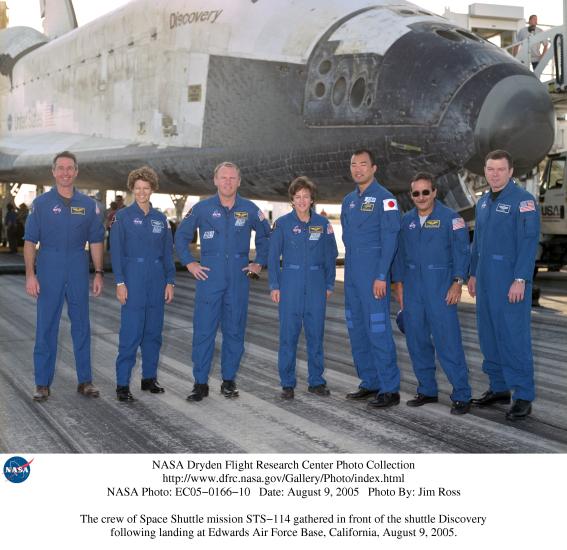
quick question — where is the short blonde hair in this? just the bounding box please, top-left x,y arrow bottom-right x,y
127,166 -> 159,191
213,161 -> 241,178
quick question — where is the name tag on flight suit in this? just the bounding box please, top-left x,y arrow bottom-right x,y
309,226 -> 323,240
424,219 -> 440,228
234,211 -> 248,227
151,220 -> 164,233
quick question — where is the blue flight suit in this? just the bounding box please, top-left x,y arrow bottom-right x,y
393,201 -> 471,402
470,180 -> 540,401
110,203 -> 175,387
24,187 -> 104,386
341,180 -> 401,392
175,195 -> 270,384
268,210 -> 338,388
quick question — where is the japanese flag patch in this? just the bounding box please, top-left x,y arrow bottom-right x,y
519,200 -> 535,213
452,217 -> 466,231
383,198 -> 398,211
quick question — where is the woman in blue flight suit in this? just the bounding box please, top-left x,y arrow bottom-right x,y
110,167 -> 175,402
268,177 -> 338,399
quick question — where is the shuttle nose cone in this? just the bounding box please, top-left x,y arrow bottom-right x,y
468,75 -> 555,175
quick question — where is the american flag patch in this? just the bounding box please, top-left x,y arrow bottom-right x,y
327,224 -> 334,234
452,217 -> 465,230
519,200 -> 535,213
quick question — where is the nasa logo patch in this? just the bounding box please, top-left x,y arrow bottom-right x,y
4,456 -> 33,484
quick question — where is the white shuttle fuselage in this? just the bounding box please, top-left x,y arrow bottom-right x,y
0,0 -> 555,204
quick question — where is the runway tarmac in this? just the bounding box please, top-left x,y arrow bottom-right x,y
1,251 -> 565,454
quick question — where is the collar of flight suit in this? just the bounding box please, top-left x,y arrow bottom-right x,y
291,208 -> 313,225
51,185 -> 77,204
487,179 -> 515,203
129,200 -> 155,218
212,192 -> 243,212
409,198 -> 442,225
356,179 -> 380,198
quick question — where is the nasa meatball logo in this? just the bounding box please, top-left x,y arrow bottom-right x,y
292,225 -> 301,235
4,456 -> 33,484
52,205 -> 62,215
212,210 -> 221,218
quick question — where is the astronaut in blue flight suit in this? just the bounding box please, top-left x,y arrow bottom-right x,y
268,177 -> 338,399
341,149 -> 401,408
175,162 -> 271,402
110,167 -> 176,402
468,150 -> 540,420
392,173 -> 472,415
24,151 -> 105,402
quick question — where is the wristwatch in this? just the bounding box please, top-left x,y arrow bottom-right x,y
95,269 -> 104,277
514,278 -> 525,284
452,277 -> 464,285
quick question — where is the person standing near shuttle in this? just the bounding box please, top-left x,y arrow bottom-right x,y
268,177 -> 338,399
514,14 -> 549,69
341,149 -> 401,408
110,167 -> 175,402
468,150 -> 540,420
24,151 -> 104,401
392,173 -> 472,414
175,162 -> 271,402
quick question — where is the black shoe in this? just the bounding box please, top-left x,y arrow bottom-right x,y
368,392 -> 400,408
220,380 -> 239,398
141,378 -> 165,393
506,399 -> 532,420
346,387 -> 378,399
116,386 -> 135,402
281,387 -> 294,399
187,383 -> 209,402
308,384 -> 331,396
450,400 -> 471,415
406,393 -> 438,407
471,390 -> 511,406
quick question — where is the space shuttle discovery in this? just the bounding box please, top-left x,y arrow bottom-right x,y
0,0 -> 555,206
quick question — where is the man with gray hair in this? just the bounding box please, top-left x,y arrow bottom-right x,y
175,162 -> 271,402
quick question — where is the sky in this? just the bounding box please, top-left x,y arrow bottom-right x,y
4,0 -> 564,30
